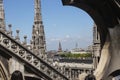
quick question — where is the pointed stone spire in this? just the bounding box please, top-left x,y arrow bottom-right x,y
32,0 -> 46,56
0,0 -> 6,31
34,0 -> 42,24
58,41 -> 62,52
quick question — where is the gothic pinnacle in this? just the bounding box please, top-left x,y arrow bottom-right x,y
34,0 -> 42,24
32,0 -> 46,56
0,0 -> 6,31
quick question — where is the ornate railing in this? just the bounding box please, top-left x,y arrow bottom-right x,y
0,30 -> 69,80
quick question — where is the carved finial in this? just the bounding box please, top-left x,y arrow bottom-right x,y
8,24 -> 12,36
23,35 -> 27,45
8,24 -> 12,28
15,30 -> 20,41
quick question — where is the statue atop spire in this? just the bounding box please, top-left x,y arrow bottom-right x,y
0,0 -> 6,31
32,0 -> 46,56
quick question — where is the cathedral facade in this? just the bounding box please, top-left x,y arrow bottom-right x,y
0,0 -> 47,80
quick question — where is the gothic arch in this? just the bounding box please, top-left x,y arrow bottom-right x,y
62,0 -> 119,48
62,0 -> 120,80
0,61 -> 9,80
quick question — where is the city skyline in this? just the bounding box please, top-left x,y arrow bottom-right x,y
4,0 -> 94,50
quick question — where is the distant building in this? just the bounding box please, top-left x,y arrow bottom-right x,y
70,48 -> 88,54
47,50 -> 57,58
58,41 -> 62,52
70,43 -> 92,54
54,58 -> 94,80
86,45 -> 93,53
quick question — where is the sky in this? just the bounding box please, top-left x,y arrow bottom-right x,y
4,0 -> 94,51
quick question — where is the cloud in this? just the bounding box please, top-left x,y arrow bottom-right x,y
50,38 -> 60,41
47,35 -> 71,42
65,35 -> 70,38
46,35 -> 92,50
